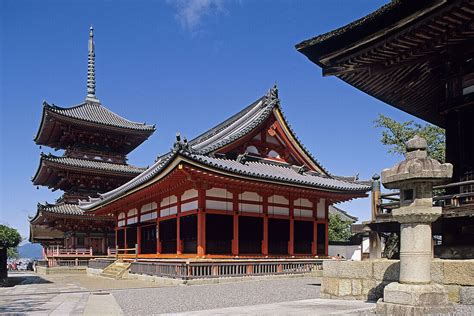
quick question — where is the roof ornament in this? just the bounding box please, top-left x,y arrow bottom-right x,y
236,152 -> 249,164
86,25 -> 99,103
267,83 -> 279,100
173,132 -> 194,153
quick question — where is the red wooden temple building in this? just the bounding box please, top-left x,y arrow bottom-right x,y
29,27 -> 155,260
80,85 -> 370,258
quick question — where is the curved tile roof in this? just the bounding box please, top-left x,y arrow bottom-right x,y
184,153 -> 370,192
80,150 -> 370,211
32,153 -> 146,182
30,202 -> 113,224
43,101 -> 155,132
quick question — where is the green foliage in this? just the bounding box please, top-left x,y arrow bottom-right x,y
328,214 -> 352,242
7,247 -> 19,259
374,114 -> 445,162
0,225 -> 22,250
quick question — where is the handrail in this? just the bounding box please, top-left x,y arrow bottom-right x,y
433,179 -> 474,190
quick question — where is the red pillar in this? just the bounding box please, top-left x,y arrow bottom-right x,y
262,217 -> 268,256
137,226 -> 141,254
312,221 -> 317,256
262,194 -> 268,256
231,190 -> 239,256
288,198 -> 294,255
177,195 -> 182,255
197,188 -> 206,257
325,222 -> 329,256
232,214 -> 239,256
156,221 -> 161,254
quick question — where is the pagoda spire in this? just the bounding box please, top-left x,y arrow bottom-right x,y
86,25 -> 99,102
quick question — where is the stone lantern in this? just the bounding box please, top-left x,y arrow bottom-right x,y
376,135 -> 453,314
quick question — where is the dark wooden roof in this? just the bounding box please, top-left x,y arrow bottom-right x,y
32,153 -> 144,187
296,0 -> 474,127
34,100 -> 155,152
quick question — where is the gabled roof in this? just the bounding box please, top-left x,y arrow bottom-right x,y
80,87 -> 370,212
32,153 -> 145,185
187,86 -> 329,174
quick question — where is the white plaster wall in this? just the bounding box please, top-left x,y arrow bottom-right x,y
206,200 -> 233,211
181,189 -> 198,201
328,245 -> 362,261
206,188 -> 232,199
317,199 -> 326,219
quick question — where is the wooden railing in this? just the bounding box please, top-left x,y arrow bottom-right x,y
128,259 -> 323,280
116,244 -> 138,259
46,246 -> 93,257
374,179 -> 474,216
43,259 -> 90,267
45,246 -> 117,258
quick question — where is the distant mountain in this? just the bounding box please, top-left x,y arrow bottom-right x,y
18,243 -> 42,259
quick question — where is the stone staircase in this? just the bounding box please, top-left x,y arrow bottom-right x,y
100,260 -> 131,279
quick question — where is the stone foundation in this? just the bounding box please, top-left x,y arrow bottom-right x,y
320,259 -> 474,304
36,266 -> 87,275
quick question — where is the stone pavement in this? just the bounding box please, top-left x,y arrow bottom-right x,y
0,272 -> 132,315
177,298 -> 376,315
1,272 -> 471,315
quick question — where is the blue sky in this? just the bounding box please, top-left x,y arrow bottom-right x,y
1,0 -> 424,239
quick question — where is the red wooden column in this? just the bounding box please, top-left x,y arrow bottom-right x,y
176,194 -> 182,255
156,219 -> 162,254
197,187 -> 206,257
288,197 -> 294,256
312,198 -> 318,256
231,190 -> 239,256
262,194 -> 269,256
136,207 -> 141,254
137,226 -> 142,254
325,200 -> 329,256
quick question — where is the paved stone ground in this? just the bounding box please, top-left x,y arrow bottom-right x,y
2,272 -> 471,315
112,277 -> 322,314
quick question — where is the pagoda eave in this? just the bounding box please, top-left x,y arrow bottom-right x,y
34,107 -> 155,153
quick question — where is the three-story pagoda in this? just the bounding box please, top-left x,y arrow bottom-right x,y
29,27 -> 155,258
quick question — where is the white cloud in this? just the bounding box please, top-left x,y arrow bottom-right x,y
168,0 -> 226,31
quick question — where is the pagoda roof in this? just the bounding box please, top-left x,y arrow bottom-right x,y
32,153 -> 145,185
30,202 -> 113,223
34,100 -> 156,148
295,0 -> 474,127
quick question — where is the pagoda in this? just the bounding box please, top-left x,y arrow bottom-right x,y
29,27 -> 155,258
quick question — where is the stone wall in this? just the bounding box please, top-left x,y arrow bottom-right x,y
320,259 -> 474,304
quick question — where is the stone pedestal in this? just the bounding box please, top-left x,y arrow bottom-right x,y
376,136 -> 453,315
377,283 -> 452,314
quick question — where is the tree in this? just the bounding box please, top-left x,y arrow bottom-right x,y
374,114 -> 445,162
0,225 -> 22,281
328,214 -> 352,242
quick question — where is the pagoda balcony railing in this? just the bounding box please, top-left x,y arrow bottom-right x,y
45,246 -> 117,258
374,178 -> 474,218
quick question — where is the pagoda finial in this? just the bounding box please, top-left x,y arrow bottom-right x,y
86,25 -> 99,102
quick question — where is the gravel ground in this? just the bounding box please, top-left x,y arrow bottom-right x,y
112,276 -> 321,314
